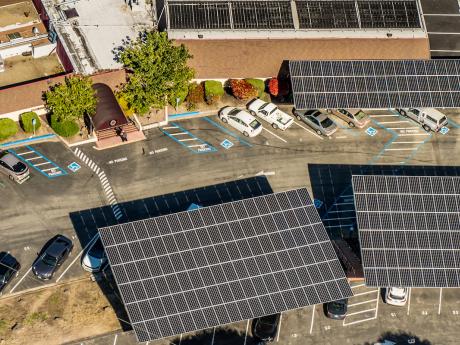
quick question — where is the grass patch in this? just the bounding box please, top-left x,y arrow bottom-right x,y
0,118 -> 18,140
48,292 -> 61,306
24,312 -> 48,325
0,319 -> 8,334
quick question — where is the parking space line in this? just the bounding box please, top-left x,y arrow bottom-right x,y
384,148 -> 418,151
112,334 -> 117,345
348,299 -> 378,307
262,128 -> 288,143
393,141 -> 425,144
178,138 -> 198,142
10,267 -> 32,293
343,316 -> 377,326
309,304 -> 315,334
438,288 -> 443,315
276,313 -> 282,342
210,327 -> 216,345
399,133 -> 430,136
351,283 -> 366,288
369,114 -> 399,117
387,127 -> 420,130
378,120 -> 410,124
407,287 -> 412,316
243,320 -> 249,345
292,121 -> 324,140
170,133 -> 188,136
161,122 -> 218,153
33,162 -> 51,166
16,151 -> 34,155
201,117 -> 252,147
346,308 -> 377,317
26,157 -> 42,160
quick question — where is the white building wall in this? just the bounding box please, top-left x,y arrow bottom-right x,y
32,42 -> 56,58
0,43 -> 32,58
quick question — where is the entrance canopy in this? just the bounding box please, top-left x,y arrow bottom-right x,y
92,83 -> 128,131
290,59 -> 460,109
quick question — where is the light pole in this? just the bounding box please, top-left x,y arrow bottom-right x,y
32,117 -> 36,137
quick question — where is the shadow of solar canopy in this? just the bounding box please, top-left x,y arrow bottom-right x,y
353,175 -> 460,288
99,188 -> 352,341
290,59 -> 460,109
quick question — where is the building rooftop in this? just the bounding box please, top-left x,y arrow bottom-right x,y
0,1 -> 40,30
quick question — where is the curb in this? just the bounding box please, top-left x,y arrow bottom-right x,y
0,133 -> 57,148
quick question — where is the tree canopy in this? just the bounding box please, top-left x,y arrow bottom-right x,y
44,76 -> 96,123
118,31 -> 195,114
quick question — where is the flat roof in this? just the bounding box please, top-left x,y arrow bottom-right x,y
178,37 -> 431,78
0,1 -> 40,29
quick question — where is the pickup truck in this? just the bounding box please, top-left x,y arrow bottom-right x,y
247,99 -> 294,130
395,108 -> 448,132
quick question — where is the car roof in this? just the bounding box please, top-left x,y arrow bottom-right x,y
0,253 -> 17,273
235,109 -> 256,123
0,152 -> 20,167
46,236 -> 71,256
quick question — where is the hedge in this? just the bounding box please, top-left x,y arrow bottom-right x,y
0,118 -> 18,140
185,82 -> 205,110
20,111 -> 41,133
116,95 -> 134,116
175,85 -> 189,106
204,80 -> 224,105
50,115 -> 79,137
229,79 -> 258,100
244,79 -> 265,97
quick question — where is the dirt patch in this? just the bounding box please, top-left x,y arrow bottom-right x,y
0,279 -> 121,345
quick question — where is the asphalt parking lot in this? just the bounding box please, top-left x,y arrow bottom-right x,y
2,107 -> 460,344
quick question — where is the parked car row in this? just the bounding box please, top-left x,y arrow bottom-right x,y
218,100 -> 374,138
0,234 -> 108,294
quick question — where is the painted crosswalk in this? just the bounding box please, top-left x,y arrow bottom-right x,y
74,147 -> 123,220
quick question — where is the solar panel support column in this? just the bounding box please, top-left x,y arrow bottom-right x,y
354,0 -> 362,29
290,0 -> 300,30
228,1 -> 234,30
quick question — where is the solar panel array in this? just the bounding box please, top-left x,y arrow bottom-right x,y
296,0 -> 420,29
353,175 -> 460,288
290,59 -> 460,109
167,0 -> 421,30
99,189 -> 353,341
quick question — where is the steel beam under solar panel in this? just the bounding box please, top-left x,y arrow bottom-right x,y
99,188 -> 352,342
353,175 -> 460,288
290,59 -> 460,109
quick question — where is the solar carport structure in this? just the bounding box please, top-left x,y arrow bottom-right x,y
290,59 -> 460,109
353,175 -> 460,287
99,188 -> 353,341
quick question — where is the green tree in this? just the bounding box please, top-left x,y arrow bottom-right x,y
118,31 -> 195,114
44,76 -> 96,123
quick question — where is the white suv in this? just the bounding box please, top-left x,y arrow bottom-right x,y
385,287 -> 408,306
218,106 -> 263,137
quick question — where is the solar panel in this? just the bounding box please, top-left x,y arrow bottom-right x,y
99,188 -> 352,341
352,175 -> 460,288
168,2 -> 232,30
290,59 -> 460,109
231,1 -> 294,29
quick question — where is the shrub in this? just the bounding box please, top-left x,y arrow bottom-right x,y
204,80 -> 224,105
0,118 -> 18,140
20,111 -> 41,133
245,78 -> 265,97
116,94 -> 134,116
174,85 -> 189,107
186,82 -> 205,109
229,79 -> 258,100
268,78 -> 279,97
50,114 -> 79,137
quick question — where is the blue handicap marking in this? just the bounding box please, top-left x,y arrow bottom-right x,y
68,162 -> 81,172
440,126 -> 449,135
314,199 -> 323,209
220,139 -> 234,150
365,127 -> 378,137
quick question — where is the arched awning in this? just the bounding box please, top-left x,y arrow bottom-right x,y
92,83 -> 128,131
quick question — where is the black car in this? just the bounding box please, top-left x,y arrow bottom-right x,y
0,252 -> 20,293
251,313 -> 281,343
326,299 -> 348,320
32,235 -> 73,280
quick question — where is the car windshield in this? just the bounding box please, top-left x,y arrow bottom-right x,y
249,120 -> 260,129
42,253 -> 58,266
12,161 -> 26,173
228,108 -> 240,116
355,110 -> 367,121
321,118 -> 334,128
89,240 -> 105,259
439,116 -> 447,125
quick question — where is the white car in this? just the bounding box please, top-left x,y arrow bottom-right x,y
247,99 -> 294,130
385,287 -> 408,306
81,237 -> 108,273
218,106 -> 263,137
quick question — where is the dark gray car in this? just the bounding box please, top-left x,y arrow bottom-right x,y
293,109 -> 338,136
0,252 -> 20,294
32,235 -> 73,280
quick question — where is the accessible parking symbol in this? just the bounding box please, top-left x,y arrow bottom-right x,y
220,139 -> 234,149
365,127 -> 378,137
68,162 -> 81,172
440,127 -> 449,135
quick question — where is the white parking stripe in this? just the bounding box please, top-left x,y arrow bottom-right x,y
10,267 -> 32,293
56,234 -> 99,282
351,283 -> 366,288
112,334 -> 117,345
385,148 -> 418,151
438,288 -> 443,315
26,157 -> 42,161
309,305 -> 315,334
188,144 -> 207,148
399,133 -> 430,136
407,288 -> 411,315
392,141 -> 425,144
369,114 -> 399,118
348,299 -> 379,307
42,167 -> 57,172
387,127 -> 420,130
292,121 -> 324,140
243,320 -> 250,345
17,151 -> 34,155
263,128 -> 288,143
33,162 -> 51,167
346,308 -> 377,317
276,313 -> 282,342
343,316 -> 378,326
352,290 -> 379,297
378,120 -> 410,124
179,138 -> 198,142
170,133 -> 188,136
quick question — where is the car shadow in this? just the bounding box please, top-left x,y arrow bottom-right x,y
69,176 -> 274,339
